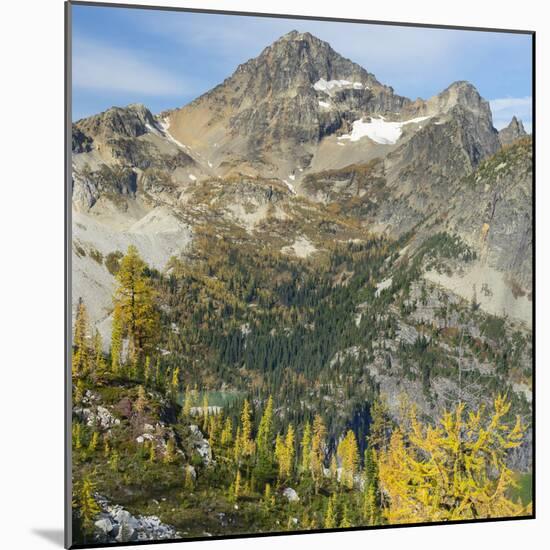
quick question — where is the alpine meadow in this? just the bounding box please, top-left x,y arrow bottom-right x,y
69,7 -> 533,547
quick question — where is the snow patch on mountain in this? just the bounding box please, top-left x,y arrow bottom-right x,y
313,79 -> 364,94
158,118 -> 189,150
338,116 -> 431,145
282,179 -> 297,194
145,122 -> 162,136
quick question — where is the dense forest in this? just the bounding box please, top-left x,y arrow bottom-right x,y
71,236 -> 532,543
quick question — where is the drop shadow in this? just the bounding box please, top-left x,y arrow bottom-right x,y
33,528 -> 65,547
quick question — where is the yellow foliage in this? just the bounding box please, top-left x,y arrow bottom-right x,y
221,417 -> 233,447
310,414 -> 327,490
72,300 -> 90,377
73,476 -> 100,531
238,399 -> 255,458
275,424 -> 295,480
135,385 -> 147,414
337,430 -> 359,489
112,245 -> 159,363
324,494 -> 337,529
300,421 -> 312,472
378,396 -> 530,524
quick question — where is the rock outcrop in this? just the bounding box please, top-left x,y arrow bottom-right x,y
74,103 -> 157,144
73,391 -> 121,431
93,494 -> 179,543
282,487 -> 300,503
188,425 -> 213,465
499,116 -> 527,146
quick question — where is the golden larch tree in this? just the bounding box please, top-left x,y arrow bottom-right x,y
310,414 -> 327,491
378,395 -> 530,524
337,430 -> 360,489
300,421 -> 312,472
238,399 -> 255,458
112,245 -> 159,363
72,299 -> 90,377
73,476 -> 101,532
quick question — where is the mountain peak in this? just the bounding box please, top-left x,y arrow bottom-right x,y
499,116 -> 527,145
509,115 -> 526,132
74,103 -> 156,143
424,80 -> 492,120
446,80 -> 477,90
268,30 -> 339,53
443,80 -> 483,100
166,29 -> 413,174
279,30 -> 319,42
234,30 -> 384,95
255,30 -> 340,67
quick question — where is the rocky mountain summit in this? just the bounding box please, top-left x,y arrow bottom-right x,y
499,115 -> 527,146
165,31 -> 410,177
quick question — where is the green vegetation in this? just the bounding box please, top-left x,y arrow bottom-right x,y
89,248 -> 103,265
105,251 -> 124,276
72,243 -> 532,543
421,232 -> 476,274
509,472 -> 533,506
464,136 -> 532,188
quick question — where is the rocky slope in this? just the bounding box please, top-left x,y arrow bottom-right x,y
432,137 -> 533,321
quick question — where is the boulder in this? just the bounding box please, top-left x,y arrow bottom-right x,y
93,494 -> 179,543
185,464 -> 197,480
94,517 -> 113,535
136,433 -> 154,444
115,397 -> 133,418
188,425 -> 212,465
96,406 -> 120,429
282,487 -> 300,502
115,522 -> 136,543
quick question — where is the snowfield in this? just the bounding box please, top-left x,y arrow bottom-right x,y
145,122 -> 162,136
158,118 -> 189,150
313,79 -> 364,94
338,116 -> 431,145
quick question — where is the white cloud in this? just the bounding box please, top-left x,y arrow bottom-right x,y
490,96 -> 532,131
73,35 -> 189,96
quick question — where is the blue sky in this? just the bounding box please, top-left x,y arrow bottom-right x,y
72,4 -> 533,131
